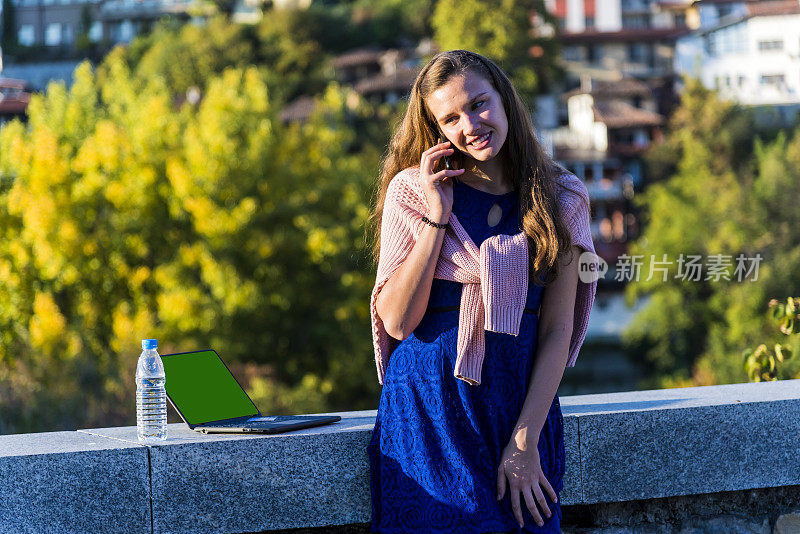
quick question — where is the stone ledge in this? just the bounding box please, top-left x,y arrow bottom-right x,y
559,379 -> 800,503
0,380 -> 797,533
0,431 -> 151,533
79,411 -> 375,534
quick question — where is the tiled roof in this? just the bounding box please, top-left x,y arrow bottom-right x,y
0,78 -> 29,90
554,146 -> 618,162
565,78 -> 652,99
0,97 -> 30,115
559,27 -> 691,43
331,47 -> 386,69
691,0 -> 800,16
354,67 -> 419,95
593,100 -> 665,128
279,95 -> 317,123
747,0 -> 800,16
0,78 -> 32,115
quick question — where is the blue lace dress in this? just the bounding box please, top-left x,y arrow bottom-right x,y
368,179 -> 565,534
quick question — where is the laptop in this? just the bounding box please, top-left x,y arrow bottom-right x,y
161,349 -> 341,434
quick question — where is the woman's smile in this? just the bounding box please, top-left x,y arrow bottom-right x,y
469,131 -> 493,150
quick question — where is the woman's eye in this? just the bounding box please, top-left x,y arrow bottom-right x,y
474,100 -> 486,110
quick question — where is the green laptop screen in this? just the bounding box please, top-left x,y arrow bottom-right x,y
162,350 -> 258,425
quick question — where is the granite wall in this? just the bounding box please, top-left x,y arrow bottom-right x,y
1,380 -> 799,533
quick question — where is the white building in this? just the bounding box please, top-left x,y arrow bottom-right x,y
675,0 -> 800,109
548,78 -> 663,264
540,0 -> 694,96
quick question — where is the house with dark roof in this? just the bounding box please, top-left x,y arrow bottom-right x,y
551,77 -> 664,264
280,43 -> 429,123
0,78 -> 32,125
331,46 -> 422,106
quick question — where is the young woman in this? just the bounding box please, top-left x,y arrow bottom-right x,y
367,50 -> 597,533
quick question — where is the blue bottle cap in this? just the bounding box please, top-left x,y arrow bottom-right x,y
142,339 -> 158,350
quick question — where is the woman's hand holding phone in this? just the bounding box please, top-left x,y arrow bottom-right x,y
419,138 -> 465,225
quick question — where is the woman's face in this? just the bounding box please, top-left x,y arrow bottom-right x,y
425,72 -> 509,164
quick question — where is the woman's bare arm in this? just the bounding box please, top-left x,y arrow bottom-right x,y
376,140 -> 463,340
513,245 -> 581,442
376,222 -> 447,340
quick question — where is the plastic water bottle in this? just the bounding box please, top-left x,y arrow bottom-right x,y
136,339 -> 167,442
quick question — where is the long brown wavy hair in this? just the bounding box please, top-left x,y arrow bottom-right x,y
367,50 -> 585,284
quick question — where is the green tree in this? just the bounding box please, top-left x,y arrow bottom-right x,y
122,13 -> 337,105
0,57 -> 381,434
624,77 -> 800,388
124,17 -> 262,98
431,0 -> 562,102
351,0 -> 436,47
642,78 -> 758,186
742,297 -> 798,382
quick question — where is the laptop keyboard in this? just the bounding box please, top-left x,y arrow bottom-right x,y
204,416 -> 305,428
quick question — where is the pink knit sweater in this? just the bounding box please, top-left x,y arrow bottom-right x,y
371,166 -> 597,386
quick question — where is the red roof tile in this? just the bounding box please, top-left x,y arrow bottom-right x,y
747,0 -> 800,16
279,95 -> 317,123
593,100 -> 665,127
559,27 -> 691,43
354,67 -> 419,95
565,78 -> 652,98
331,47 -> 386,70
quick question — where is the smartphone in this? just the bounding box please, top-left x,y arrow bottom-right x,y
437,134 -> 455,171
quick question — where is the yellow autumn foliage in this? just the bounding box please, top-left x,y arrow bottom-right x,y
0,54 -> 379,434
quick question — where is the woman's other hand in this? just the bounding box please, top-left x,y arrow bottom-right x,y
496,436 -> 557,528
419,140 -> 464,224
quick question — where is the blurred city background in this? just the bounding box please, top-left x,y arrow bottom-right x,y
0,0 -> 799,435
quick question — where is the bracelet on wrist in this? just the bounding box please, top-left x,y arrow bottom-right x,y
421,215 -> 448,229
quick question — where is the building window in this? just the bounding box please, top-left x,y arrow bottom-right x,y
627,43 -> 648,63
704,34 -> 716,56
563,46 -> 582,61
675,13 -> 686,27
117,20 -> 134,42
614,131 -> 634,144
758,40 -> 783,51
587,44 -> 600,62
738,75 -> 746,87
585,16 -> 595,29
89,21 -> 103,42
45,23 -> 62,46
18,25 -> 35,46
760,74 -> 786,86
622,14 -> 649,29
